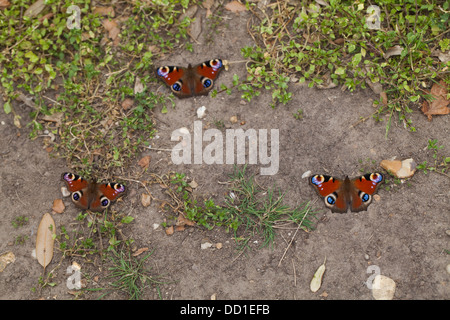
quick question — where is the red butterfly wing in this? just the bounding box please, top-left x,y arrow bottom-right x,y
195,59 -> 224,79
350,173 -> 384,212
62,172 -> 88,192
156,66 -> 192,97
89,183 -> 126,212
310,175 -> 348,213
61,172 -> 89,210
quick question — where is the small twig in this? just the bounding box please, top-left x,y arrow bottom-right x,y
277,204 -> 313,267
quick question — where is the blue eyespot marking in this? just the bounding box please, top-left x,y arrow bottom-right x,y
370,173 -> 383,183
73,192 -> 80,201
172,83 -> 181,91
203,79 -> 212,88
311,175 -> 324,186
101,199 -> 109,207
361,193 -> 370,202
326,196 -> 335,205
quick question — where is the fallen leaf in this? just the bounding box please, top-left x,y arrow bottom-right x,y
310,257 -> 326,293
93,6 -> 115,17
52,199 -> 65,214
203,0 -> 214,17
165,226 -> 174,235
0,0 -> 11,9
141,193 -> 151,207
38,12 -> 53,22
188,180 -> 198,188
102,19 -> 121,45
138,155 -> 151,169
188,14 -> 202,41
333,38 -> 345,45
421,80 -> 450,120
24,0 -> 45,17
42,112 -> 63,126
121,98 -> 134,111
0,251 -> 15,272
384,45 -> 403,59
132,247 -> 149,257
134,76 -> 144,94
177,214 -> 196,227
380,92 -> 388,106
225,0 -> 246,13
36,213 -> 56,268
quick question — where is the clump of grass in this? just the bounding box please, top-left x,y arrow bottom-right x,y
102,248 -> 166,300
225,165 -> 318,251
169,166 -> 319,252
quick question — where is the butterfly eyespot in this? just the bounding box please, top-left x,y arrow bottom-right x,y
114,183 -> 125,192
157,67 -> 170,76
359,192 -> 371,202
370,173 -> 383,183
100,197 -> 110,208
202,78 -> 212,88
210,59 -> 223,69
311,175 -> 325,185
325,194 -> 336,205
72,191 -> 82,201
172,82 -> 182,92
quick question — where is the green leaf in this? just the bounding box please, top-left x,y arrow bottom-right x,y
25,51 -> 39,63
3,101 -> 12,114
121,216 -> 134,224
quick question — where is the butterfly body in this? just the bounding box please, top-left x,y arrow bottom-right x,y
309,173 -> 384,213
156,59 -> 224,98
61,173 -> 126,212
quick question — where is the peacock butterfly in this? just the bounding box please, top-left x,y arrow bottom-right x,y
309,173 -> 384,213
61,172 -> 126,212
156,59 -> 224,98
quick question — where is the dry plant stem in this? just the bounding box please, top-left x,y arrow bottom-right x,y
277,203 -> 314,267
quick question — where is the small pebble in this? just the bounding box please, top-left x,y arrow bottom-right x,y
446,264 -> 450,275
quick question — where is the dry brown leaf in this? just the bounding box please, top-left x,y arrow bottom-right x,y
42,112 -> 63,126
384,45 -> 403,59
134,76 -> 144,94
421,80 -> 450,120
0,251 -> 15,272
225,0 -> 246,13
138,155 -> 151,169
165,226 -> 174,235
132,247 -> 149,257
52,199 -> 65,214
121,98 -> 134,111
38,12 -> 53,22
333,38 -> 344,45
203,0 -> 214,17
36,213 -> 56,268
93,6 -> 115,17
0,0 -> 11,9
141,193 -> 151,207
24,0 -> 45,17
102,19 -> 121,45
177,214 -> 196,227
380,92 -> 388,106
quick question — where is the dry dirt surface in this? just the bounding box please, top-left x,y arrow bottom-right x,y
0,5 -> 449,303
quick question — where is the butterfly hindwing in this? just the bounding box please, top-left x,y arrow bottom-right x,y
309,175 -> 348,213
349,173 -> 384,212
